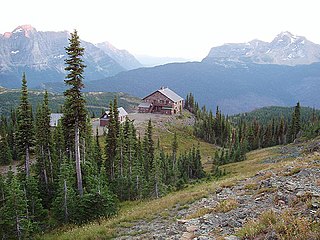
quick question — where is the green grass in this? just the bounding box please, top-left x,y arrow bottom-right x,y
236,210 -> 320,240
40,145 -> 284,240
154,112 -> 218,171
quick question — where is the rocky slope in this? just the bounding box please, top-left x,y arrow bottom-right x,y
203,31 -> 320,66
0,25 -> 141,88
114,140 -> 320,239
96,41 -> 142,70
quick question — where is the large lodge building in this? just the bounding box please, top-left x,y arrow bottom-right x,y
138,87 -> 184,115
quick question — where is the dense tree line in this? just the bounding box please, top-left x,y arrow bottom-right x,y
0,31 -> 205,239
0,88 -> 138,118
185,92 -> 320,172
103,98 -> 205,201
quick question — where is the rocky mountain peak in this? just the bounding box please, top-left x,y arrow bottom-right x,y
96,41 -> 142,70
11,24 -> 37,38
203,32 -> 320,66
0,25 -> 143,87
271,31 -> 305,46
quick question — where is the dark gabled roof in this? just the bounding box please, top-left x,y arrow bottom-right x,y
101,107 -> 128,119
143,87 -> 183,102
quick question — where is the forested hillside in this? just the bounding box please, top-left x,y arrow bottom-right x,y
0,87 -> 140,117
185,93 -> 320,169
0,30 -> 207,239
231,106 -> 320,124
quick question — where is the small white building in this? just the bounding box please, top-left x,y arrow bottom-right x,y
50,113 -> 63,127
99,107 -> 128,127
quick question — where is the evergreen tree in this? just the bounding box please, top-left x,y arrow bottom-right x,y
172,132 -> 178,170
113,97 -> 120,136
105,101 -> 117,180
35,91 -> 55,206
93,129 -> 103,172
1,175 -> 32,239
24,176 -> 48,232
52,121 -> 65,169
62,29 -> 87,196
289,102 -> 301,142
0,122 -> 12,165
7,109 -> 18,161
16,73 -> 34,177
193,144 -> 205,178
143,119 -> 154,181
52,160 -> 77,224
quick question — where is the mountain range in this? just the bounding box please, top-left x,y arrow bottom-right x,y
77,32 -> 320,114
0,25 -> 142,88
2,27 -> 320,114
203,31 -> 320,66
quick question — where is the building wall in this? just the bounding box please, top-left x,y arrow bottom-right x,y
174,100 -> 183,114
138,107 -> 150,113
144,91 -> 183,115
100,119 -> 109,127
99,113 -> 127,126
145,92 -> 172,115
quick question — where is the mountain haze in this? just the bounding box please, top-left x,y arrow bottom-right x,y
78,31 -> 320,114
2,28 -> 320,114
82,60 -> 320,114
0,25 -> 141,88
96,41 -> 142,70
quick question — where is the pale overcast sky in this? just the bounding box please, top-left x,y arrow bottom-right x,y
1,0 -> 319,60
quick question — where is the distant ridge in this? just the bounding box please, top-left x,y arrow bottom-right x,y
0,25 -> 141,88
203,31 -> 320,66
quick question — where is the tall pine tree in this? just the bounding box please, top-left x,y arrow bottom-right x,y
62,30 -> 87,196
16,73 -> 34,177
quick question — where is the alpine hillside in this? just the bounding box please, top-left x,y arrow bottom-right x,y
0,25 -> 141,88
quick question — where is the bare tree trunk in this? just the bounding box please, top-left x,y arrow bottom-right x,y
75,122 -> 83,196
82,138 -> 86,164
23,187 -> 29,219
111,160 -> 115,180
120,145 -> 123,177
25,146 -> 30,178
136,175 -> 139,198
63,179 -> 68,223
129,145 -> 132,176
47,148 -> 54,183
155,175 -> 159,199
15,209 -> 21,240
41,146 -> 48,189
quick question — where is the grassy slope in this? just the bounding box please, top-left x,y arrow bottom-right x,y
40,145 -> 281,240
42,133 -> 320,239
130,111 -> 218,171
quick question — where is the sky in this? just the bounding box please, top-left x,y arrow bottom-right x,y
1,0 -> 320,60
